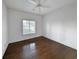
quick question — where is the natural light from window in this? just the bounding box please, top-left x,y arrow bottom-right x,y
23,20 -> 36,35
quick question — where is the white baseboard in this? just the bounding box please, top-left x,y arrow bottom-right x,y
43,35 -> 76,50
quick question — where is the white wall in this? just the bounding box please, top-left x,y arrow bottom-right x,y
43,2 -> 77,49
8,9 -> 43,43
2,1 -> 8,56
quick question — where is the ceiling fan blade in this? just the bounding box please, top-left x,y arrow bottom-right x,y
26,0 -> 37,5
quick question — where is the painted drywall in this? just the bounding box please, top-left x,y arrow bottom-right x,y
8,8 -> 43,43
43,2 -> 77,49
2,1 -> 8,56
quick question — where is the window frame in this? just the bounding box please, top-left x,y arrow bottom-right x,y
22,19 -> 37,35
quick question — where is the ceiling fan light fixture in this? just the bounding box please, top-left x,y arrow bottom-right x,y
28,0 -> 49,15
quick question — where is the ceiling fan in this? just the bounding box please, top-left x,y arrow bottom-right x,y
27,0 -> 50,13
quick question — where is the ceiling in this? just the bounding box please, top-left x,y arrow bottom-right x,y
4,0 -> 76,15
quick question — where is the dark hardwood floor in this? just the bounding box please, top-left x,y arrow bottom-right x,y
3,36 -> 77,59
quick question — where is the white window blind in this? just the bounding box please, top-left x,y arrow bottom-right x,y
23,20 -> 36,35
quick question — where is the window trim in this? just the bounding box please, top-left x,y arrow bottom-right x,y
21,19 -> 37,35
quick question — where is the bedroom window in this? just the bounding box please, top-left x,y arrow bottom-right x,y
23,20 -> 36,35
